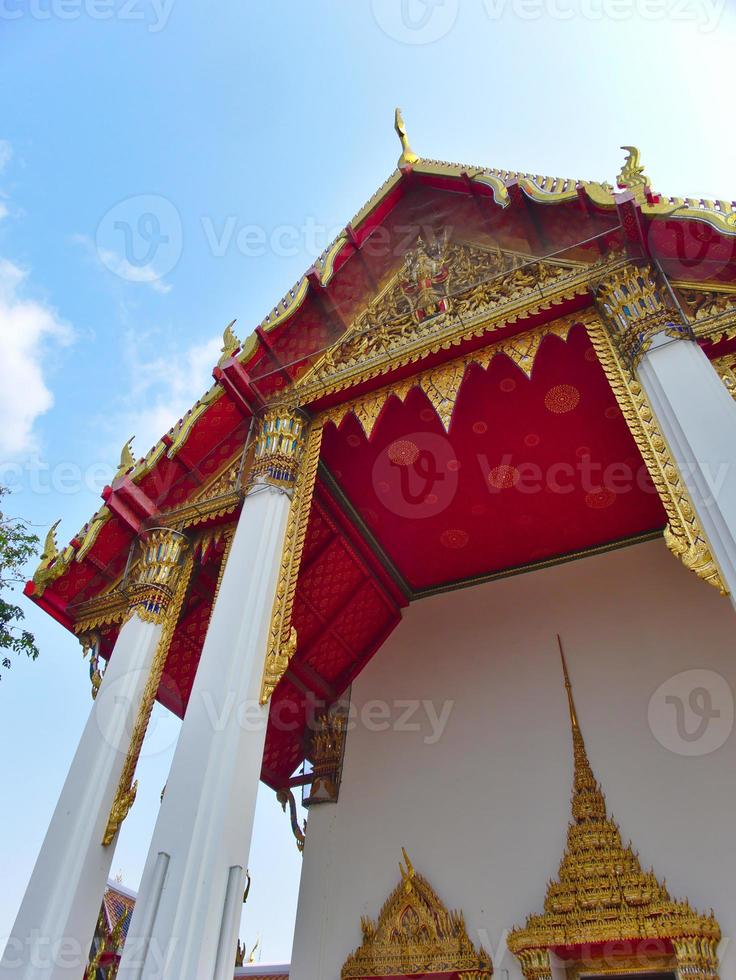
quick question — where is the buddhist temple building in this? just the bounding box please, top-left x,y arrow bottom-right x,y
3,113 -> 736,980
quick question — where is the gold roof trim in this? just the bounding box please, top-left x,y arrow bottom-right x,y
341,848 -> 492,979
507,639 -> 720,965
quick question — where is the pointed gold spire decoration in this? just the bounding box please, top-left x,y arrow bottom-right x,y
217,319 -> 240,366
507,638 -> 721,980
395,108 -> 419,169
617,145 -> 649,199
115,437 -> 135,480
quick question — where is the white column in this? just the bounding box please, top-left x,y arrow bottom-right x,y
118,485 -> 292,979
1,613 -> 164,979
637,333 -> 736,600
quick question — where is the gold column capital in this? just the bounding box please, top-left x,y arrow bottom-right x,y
513,949 -> 552,980
249,407 -> 308,491
595,262 -> 693,368
127,527 -> 190,624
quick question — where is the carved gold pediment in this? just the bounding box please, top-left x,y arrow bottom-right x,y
298,237 -> 592,397
341,849 -> 492,979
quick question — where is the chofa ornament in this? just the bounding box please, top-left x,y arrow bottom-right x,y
341,848 -> 492,979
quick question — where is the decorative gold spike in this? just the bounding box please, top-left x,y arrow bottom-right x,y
557,635 -> 578,730
400,847 -> 415,881
115,437 -> 135,480
32,519 -> 66,594
395,107 -> 419,169
41,520 -> 61,564
617,145 -> 649,196
218,319 -> 240,366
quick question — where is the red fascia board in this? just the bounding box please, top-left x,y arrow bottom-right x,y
24,580 -> 74,631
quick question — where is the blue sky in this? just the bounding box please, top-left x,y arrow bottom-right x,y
0,0 -> 734,965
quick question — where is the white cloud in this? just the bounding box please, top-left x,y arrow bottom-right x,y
72,232 -> 174,295
109,329 -> 222,459
96,245 -> 173,295
0,259 -> 74,458
0,140 -> 12,174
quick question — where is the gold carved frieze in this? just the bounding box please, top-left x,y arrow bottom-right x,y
290,239 -> 612,405
711,353 -> 736,399
675,286 -> 736,342
342,849 -> 492,979
321,311 -> 591,439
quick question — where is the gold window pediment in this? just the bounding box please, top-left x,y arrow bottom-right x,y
341,849 -> 492,979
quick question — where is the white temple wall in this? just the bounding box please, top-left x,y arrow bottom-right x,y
289,538 -> 736,980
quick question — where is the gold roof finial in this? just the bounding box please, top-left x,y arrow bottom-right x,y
41,519 -> 61,563
116,437 -> 135,480
617,145 -> 649,198
218,319 -> 240,366
32,519 -> 64,591
395,108 -> 419,169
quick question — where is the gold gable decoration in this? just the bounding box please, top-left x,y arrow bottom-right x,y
507,642 -> 721,980
342,849 -> 492,979
301,238 -> 592,396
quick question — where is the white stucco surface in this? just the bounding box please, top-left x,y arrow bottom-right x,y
290,538 -> 736,980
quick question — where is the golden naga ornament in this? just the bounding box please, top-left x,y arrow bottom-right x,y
507,639 -> 721,980
31,519 -> 67,595
616,145 -> 649,200
218,318 -> 240,366
395,107 -> 419,169
115,436 -> 136,480
341,849 -> 492,979
276,787 -> 306,854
